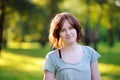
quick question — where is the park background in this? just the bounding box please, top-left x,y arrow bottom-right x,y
0,0 -> 120,80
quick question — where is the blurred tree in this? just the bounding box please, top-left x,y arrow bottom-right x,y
84,0 -> 93,46
107,8 -> 114,47
1,0 -> 119,50
107,0 -> 120,47
0,0 -> 46,49
0,0 -> 5,55
83,0 -> 120,49
92,0 -> 107,50
39,0 -> 63,46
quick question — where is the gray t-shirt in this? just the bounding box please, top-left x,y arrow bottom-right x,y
43,46 -> 101,80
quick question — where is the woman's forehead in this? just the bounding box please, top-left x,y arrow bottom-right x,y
63,20 -> 70,25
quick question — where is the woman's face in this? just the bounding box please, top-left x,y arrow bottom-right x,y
59,20 -> 77,46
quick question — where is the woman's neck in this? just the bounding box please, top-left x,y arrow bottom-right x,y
63,43 -> 80,51
60,43 -> 82,57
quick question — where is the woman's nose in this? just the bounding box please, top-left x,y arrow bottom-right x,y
66,29 -> 70,35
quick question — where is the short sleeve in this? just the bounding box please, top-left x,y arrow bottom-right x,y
43,52 -> 56,73
88,47 -> 101,64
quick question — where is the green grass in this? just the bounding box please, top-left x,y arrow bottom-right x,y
0,42 -> 120,80
98,42 -> 120,80
0,43 -> 51,80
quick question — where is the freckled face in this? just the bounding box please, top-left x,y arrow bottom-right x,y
59,20 -> 77,46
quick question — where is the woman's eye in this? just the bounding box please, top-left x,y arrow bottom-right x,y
60,29 -> 65,32
69,26 -> 74,29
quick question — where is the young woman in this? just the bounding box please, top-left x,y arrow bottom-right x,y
43,12 -> 101,80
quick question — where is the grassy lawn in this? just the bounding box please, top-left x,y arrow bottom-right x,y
0,42 -> 120,80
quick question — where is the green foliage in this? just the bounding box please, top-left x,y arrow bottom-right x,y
1,0 -> 120,47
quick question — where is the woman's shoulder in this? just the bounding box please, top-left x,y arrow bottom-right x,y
82,45 -> 100,56
82,45 -> 92,48
82,45 -> 97,56
46,49 -> 58,58
82,45 -> 94,51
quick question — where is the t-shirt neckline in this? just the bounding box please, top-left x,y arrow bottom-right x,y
55,46 -> 85,65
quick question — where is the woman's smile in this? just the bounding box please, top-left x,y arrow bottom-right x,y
66,35 -> 73,40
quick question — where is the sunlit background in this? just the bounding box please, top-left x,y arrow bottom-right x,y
0,0 -> 120,80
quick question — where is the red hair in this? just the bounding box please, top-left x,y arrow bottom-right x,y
49,12 -> 83,48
